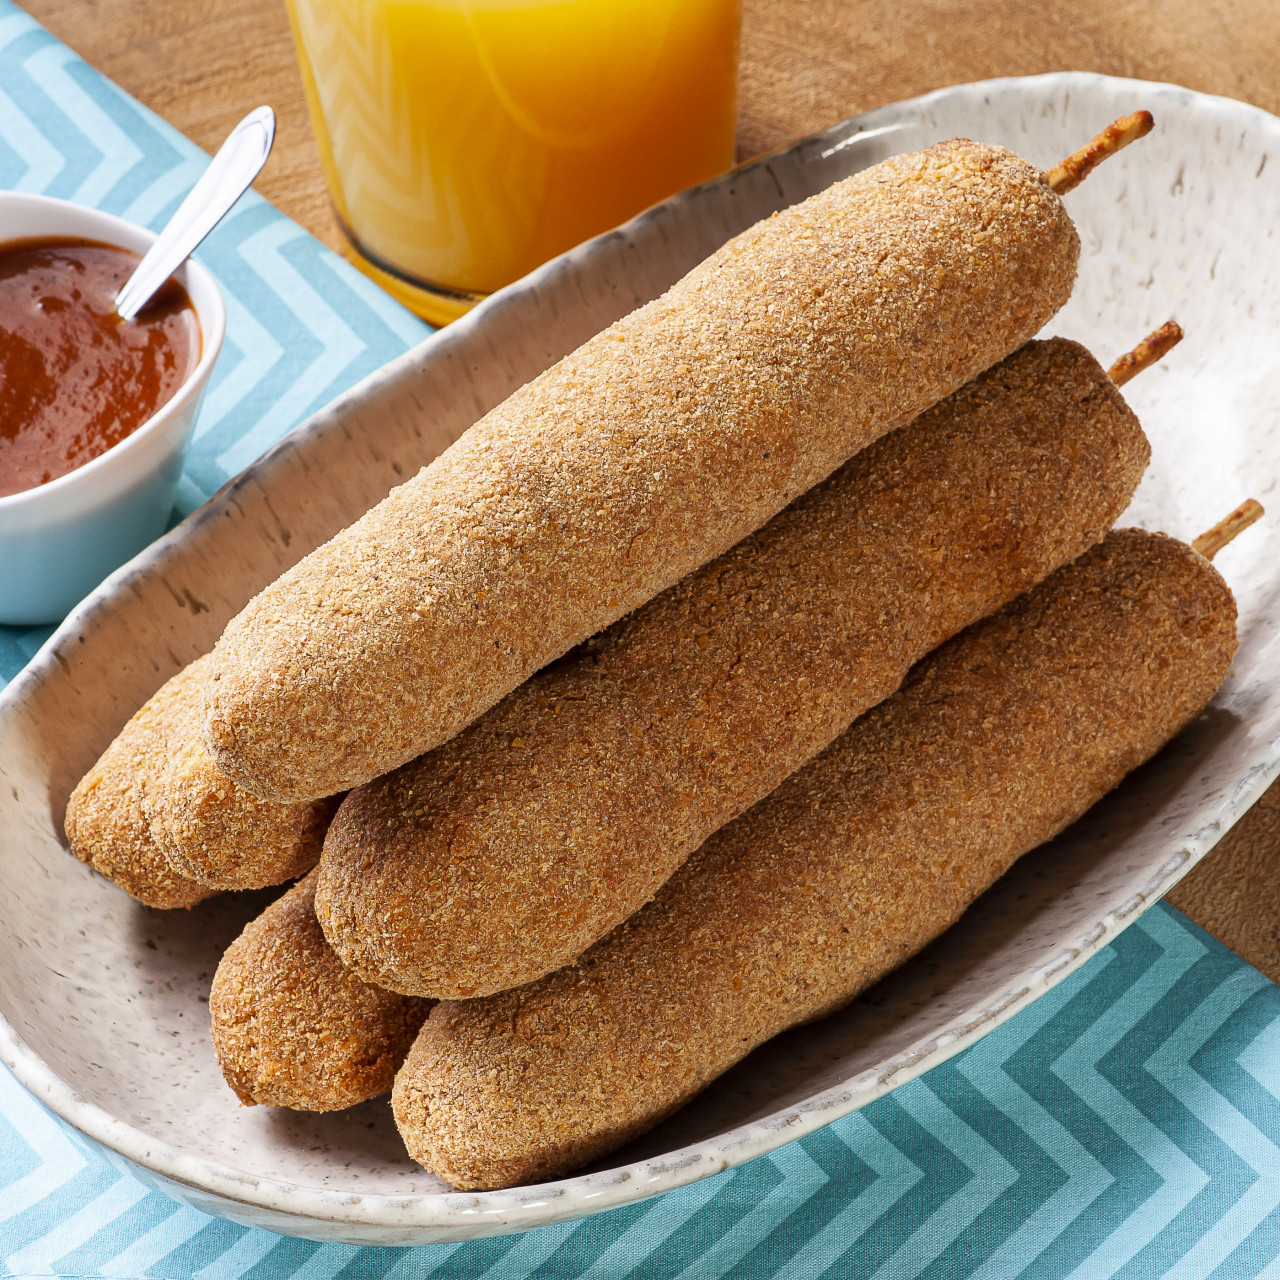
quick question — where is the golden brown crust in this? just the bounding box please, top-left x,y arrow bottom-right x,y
392,530 -> 1237,1189
318,338 -> 1148,999
64,674 -> 214,910
210,870 -> 432,1110
204,139 -> 1079,802
143,657 -> 339,891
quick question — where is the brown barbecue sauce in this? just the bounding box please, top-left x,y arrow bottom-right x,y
0,237 -> 201,498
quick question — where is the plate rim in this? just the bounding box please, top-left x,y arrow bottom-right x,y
3,68 -> 1280,1241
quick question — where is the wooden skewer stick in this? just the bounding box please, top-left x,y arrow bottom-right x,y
1108,320 -> 1184,386
1046,111 -> 1155,195
1193,500 -> 1265,560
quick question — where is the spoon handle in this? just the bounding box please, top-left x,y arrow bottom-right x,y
116,106 -> 275,322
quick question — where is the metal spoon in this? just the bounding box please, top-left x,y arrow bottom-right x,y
115,106 -> 275,322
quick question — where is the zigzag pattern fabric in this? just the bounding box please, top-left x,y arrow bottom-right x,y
0,0 -> 430,687
4,904 -> 1280,1275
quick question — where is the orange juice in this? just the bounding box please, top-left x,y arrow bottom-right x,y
285,0 -> 740,323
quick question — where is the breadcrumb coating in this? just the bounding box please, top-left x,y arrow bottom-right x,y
210,870 -> 431,1110
392,530 -> 1237,1189
64,675 -> 213,910
66,657 -> 338,897
144,656 -> 339,891
317,338 -> 1148,999
204,139 -> 1079,802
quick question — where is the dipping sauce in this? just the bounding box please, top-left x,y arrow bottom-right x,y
0,237 -> 201,498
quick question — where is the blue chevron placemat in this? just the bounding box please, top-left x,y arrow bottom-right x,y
5,5 -> 1280,1277
3,903 -> 1280,1277
0,0 -> 431,689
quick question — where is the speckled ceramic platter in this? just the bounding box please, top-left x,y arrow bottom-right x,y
1,73 -> 1278,1244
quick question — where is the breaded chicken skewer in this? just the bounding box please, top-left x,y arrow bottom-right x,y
317,332 -> 1160,999
392,515 -> 1246,1190
202,126 -> 1118,803
65,657 -> 337,903
208,323 -> 1172,1110
64,674 -> 216,910
210,870 -> 431,1110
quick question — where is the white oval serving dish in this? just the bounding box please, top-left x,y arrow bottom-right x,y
0,193 -> 226,626
0,72 -> 1278,1244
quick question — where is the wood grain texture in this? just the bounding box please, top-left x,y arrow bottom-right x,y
16,0 -> 1280,982
735,0 -> 1280,158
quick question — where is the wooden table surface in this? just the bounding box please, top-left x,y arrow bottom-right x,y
20,0 -> 1280,979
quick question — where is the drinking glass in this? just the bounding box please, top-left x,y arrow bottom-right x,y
286,0 -> 741,324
